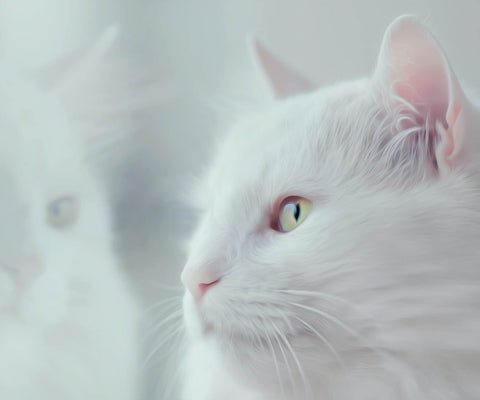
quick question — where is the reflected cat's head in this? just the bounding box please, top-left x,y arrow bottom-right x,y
0,29 -> 121,326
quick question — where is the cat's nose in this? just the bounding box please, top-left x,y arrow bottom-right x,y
181,261 -> 221,302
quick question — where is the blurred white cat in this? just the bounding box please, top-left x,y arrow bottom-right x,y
180,16 -> 480,400
0,29 -> 139,399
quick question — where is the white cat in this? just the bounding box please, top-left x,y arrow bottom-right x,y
0,29 -> 139,399
180,16 -> 480,400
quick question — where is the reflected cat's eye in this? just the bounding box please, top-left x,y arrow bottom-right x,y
46,197 -> 79,229
275,196 -> 311,232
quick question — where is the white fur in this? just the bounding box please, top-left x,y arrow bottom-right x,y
180,17 -> 480,400
0,59 -> 139,398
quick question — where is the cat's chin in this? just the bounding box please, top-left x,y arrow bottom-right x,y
183,292 -> 277,369
183,293 -> 322,398
183,292 -> 211,337
183,292 -> 262,358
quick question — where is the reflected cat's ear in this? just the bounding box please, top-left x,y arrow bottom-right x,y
33,25 -> 146,162
34,25 -> 119,94
248,36 -> 315,99
373,15 -> 472,174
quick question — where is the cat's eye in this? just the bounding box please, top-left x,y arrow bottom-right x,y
275,196 -> 312,232
46,197 -> 79,229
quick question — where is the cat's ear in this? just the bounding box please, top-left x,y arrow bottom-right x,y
34,26 -> 119,94
249,37 -> 315,99
373,15 -> 470,174
34,25 -> 151,162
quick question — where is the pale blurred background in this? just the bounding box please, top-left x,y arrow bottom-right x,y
1,1 -> 478,399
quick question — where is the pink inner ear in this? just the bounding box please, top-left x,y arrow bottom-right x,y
384,20 -> 450,123
442,101 -> 461,160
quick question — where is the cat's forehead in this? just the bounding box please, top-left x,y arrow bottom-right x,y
201,80 -> 372,212
0,64 -> 83,187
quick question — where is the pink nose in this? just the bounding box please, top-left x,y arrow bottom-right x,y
186,277 -> 220,302
197,279 -> 220,299
181,263 -> 221,302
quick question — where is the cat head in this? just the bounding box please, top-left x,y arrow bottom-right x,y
182,16 -> 480,397
0,28 -> 125,326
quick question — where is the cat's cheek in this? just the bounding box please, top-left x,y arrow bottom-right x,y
21,268 -> 69,327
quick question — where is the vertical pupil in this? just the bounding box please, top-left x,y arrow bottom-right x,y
293,203 -> 300,221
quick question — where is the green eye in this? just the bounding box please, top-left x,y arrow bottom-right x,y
46,197 -> 78,229
277,197 -> 312,232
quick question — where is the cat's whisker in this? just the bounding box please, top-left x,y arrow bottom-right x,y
151,325 -> 185,371
142,321 -> 183,370
141,295 -> 183,317
248,317 -> 264,350
288,301 -> 358,339
271,325 -> 297,399
136,279 -> 184,292
142,302 -> 182,332
289,285 -> 379,324
274,307 -> 295,333
155,325 -> 186,399
86,126 -> 127,142
142,308 -> 183,342
85,134 -> 129,159
160,353 -> 185,400
275,288 -> 350,307
293,315 -> 345,372
260,315 -> 286,399
317,265 -> 362,285
272,321 -> 313,400
84,126 -> 125,143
